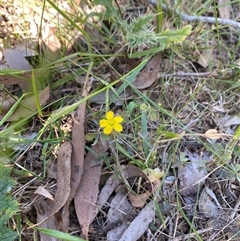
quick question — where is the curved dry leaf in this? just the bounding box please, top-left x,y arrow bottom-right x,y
49,141 -> 72,215
61,100 -> 86,231
119,200 -> 155,241
74,141 -> 109,239
128,192 -> 151,208
33,141 -> 72,228
132,53 -> 161,89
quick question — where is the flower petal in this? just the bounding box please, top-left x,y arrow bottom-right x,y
104,125 -> 113,135
114,116 -> 123,123
106,111 -> 114,120
113,123 -> 123,132
100,119 -> 108,128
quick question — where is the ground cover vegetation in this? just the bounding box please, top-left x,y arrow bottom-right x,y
0,0 -> 240,240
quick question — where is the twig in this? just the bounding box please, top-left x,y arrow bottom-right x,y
229,196 -> 240,220
157,71 -> 217,79
146,0 -> 240,31
171,227 -> 213,241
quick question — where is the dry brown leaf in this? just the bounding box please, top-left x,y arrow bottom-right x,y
0,93 -> 18,113
34,186 -> 54,201
132,53 -> 161,89
218,0 -> 230,19
34,199 -> 58,241
60,98 -> 87,231
122,164 -> 151,180
32,142 -> 72,228
128,192 -> 151,208
119,200 -> 155,241
127,167 -> 163,207
0,86 -> 50,121
0,72 -> 31,85
74,140 -> 109,239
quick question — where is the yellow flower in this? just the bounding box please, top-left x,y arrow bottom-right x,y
100,111 -> 123,135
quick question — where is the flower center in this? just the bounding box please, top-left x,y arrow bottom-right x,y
108,120 -> 114,126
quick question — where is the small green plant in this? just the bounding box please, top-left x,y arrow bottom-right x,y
91,0 -> 191,55
0,164 -> 19,241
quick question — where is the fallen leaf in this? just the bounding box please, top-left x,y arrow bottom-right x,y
128,192 -> 151,208
199,187 -> 221,218
0,86 -> 50,121
93,165 -> 151,221
119,200 -> 155,241
0,46 -> 35,86
95,175 -> 122,220
218,115 -> 240,127
60,97 -> 87,231
74,140 -> 109,239
218,0 -> 230,19
34,200 -> 58,241
107,187 -> 133,240
179,152 -> 207,196
34,186 -> 54,201
128,167 -> 164,207
49,141 -> 72,216
3,47 -> 32,70
121,164 -> 150,180
33,141 -> 72,228
132,53 -> 161,89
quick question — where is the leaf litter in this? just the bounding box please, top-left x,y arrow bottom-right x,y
33,141 -> 72,229
60,89 -> 87,231
74,140 -> 109,239
2,0 -> 240,240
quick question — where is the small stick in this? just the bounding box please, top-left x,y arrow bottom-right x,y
146,1 -> 240,31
